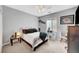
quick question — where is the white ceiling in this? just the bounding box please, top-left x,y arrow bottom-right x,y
6,5 -> 77,17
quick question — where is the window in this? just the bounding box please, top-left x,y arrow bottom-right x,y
52,20 -> 57,32
46,20 -> 52,32
46,20 -> 57,32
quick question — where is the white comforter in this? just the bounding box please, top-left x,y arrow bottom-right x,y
22,32 -> 48,49
22,32 -> 40,47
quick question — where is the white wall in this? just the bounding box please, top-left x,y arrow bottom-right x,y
40,6 -> 77,40
38,17 -> 47,32
0,6 -> 2,52
3,6 -> 38,44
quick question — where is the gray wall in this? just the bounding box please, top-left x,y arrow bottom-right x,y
38,17 -> 47,32
0,6 -> 2,52
40,7 -> 77,40
3,6 -> 39,44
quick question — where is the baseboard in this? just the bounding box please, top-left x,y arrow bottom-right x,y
0,46 -> 2,53
3,40 -> 18,46
3,42 -> 10,46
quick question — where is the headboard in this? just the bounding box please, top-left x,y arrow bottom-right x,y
22,28 -> 37,34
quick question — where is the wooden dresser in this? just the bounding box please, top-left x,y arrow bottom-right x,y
68,26 -> 79,53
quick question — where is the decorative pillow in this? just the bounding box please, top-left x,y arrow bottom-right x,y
22,28 -> 37,34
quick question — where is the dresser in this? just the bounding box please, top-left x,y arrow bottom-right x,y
68,26 -> 79,53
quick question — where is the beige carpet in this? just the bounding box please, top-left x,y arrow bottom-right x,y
2,39 -> 67,53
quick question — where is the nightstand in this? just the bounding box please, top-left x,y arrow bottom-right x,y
10,32 -> 22,46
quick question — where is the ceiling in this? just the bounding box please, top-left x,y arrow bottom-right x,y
6,5 -> 77,17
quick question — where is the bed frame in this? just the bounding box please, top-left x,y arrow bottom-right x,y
21,38 -> 48,51
22,28 -> 48,51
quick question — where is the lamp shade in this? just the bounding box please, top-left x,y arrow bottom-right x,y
15,32 -> 22,38
16,32 -> 22,36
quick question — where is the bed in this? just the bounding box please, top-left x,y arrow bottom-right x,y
21,28 -> 48,51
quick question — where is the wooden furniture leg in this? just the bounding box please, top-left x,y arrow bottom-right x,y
10,39 -> 13,46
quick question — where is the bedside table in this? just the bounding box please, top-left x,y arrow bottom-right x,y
10,35 -> 22,46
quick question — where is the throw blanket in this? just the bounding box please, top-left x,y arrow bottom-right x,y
39,32 -> 47,41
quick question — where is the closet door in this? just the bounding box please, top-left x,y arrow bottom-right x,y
68,26 -> 79,53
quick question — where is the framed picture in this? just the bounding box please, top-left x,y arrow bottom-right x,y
60,15 -> 74,24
